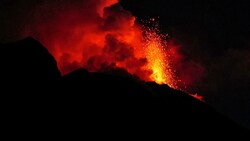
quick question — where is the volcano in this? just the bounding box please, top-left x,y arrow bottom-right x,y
1,37 -> 249,139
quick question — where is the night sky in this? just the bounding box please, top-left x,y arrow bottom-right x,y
1,0 -> 250,129
120,0 -> 250,129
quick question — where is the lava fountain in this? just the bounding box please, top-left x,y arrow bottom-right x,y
23,0 -> 203,93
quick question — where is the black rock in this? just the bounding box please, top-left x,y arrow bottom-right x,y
0,37 -> 61,118
1,38 -> 249,139
0,37 -> 61,84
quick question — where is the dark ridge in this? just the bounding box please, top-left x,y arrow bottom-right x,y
0,37 -> 61,122
0,38 -> 249,139
0,37 -> 61,84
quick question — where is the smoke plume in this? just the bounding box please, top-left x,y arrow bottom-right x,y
0,0 -> 204,92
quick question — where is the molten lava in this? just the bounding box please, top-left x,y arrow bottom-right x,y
23,0 -> 204,94
190,93 -> 204,101
146,39 -> 167,84
144,31 -> 174,86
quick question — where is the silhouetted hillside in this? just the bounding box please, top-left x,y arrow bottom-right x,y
0,38 -> 249,139
0,37 -> 61,84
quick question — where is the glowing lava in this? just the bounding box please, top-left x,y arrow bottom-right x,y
23,0 -> 204,93
146,39 -> 167,84
190,93 -> 204,101
144,31 -> 174,87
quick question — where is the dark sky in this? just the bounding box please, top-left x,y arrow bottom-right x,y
121,0 -> 250,129
1,0 -> 250,129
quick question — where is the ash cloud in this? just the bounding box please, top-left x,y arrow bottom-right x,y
0,0 -> 153,80
0,0 -> 206,89
1,0 -> 250,129
0,0 -> 105,41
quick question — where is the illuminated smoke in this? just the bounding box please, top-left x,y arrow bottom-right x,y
20,0 -> 204,92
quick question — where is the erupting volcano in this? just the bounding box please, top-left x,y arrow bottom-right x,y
23,0 -> 203,93
2,0 -> 250,133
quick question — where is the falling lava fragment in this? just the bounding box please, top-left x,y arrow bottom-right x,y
23,0 -> 203,95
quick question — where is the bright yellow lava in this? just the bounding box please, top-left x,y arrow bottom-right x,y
144,31 -> 175,88
146,40 -> 167,84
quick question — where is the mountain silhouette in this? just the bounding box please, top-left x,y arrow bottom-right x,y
0,37 -> 249,139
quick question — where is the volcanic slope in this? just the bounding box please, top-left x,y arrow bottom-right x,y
1,37 -> 249,138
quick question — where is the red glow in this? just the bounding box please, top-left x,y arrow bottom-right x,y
190,93 -> 204,101
24,0 -> 204,93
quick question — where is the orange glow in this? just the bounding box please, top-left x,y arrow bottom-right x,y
97,0 -> 119,17
190,93 -> 203,101
143,31 -> 174,87
24,0 -> 204,93
146,40 -> 167,84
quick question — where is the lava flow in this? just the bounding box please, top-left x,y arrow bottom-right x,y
23,0 -> 203,94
